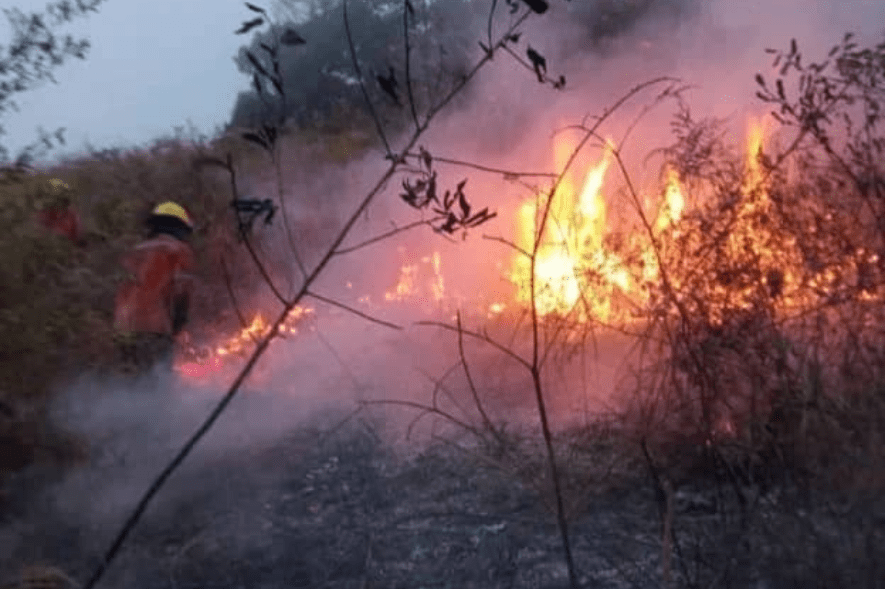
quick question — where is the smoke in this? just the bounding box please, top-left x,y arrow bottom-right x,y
5,0 -> 885,578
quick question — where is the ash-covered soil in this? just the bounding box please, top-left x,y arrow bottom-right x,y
2,418 -> 883,589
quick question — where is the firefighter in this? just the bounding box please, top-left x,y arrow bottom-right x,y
35,178 -> 82,245
113,201 -> 196,373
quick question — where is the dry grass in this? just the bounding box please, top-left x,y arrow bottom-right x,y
0,122 -> 374,483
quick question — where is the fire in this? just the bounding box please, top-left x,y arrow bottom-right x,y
176,110 -> 884,387
384,251 -> 445,306
175,305 -> 314,381
510,135 -> 683,322
656,167 -> 685,233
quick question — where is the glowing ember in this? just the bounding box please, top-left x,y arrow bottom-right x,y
384,251 -> 446,305
175,305 -> 314,380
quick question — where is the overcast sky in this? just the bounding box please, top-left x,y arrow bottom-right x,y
2,0 -> 885,162
2,0 -> 252,159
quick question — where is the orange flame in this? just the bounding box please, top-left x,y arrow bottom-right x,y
175,305 -> 314,381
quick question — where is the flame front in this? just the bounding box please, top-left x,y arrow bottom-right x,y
510,136 -> 682,322
175,305 -> 314,380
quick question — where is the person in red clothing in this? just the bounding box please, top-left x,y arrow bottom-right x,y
114,201 -> 196,373
35,178 -> 82,245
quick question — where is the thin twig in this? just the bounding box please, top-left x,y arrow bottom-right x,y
221,255 -> 259,344
306,290 -> 403,330
417,320 -> 532,370
424,10 -> 531,122
403,0 -> 420,130
334,217 -> 442,256
402,151 -> 557,179
361,399 -> 483,439
312,327 -> 363,390
344,0 -> 393,158
241,232 -> 288,305
457,311 -> 502,443
482,234 -> 532,259
272,148 -> 308,286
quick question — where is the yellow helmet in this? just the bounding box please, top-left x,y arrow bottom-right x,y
39,178 -> 73,205
151,201 -> 193,228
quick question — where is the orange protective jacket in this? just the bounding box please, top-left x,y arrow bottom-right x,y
114,234 -> 196,335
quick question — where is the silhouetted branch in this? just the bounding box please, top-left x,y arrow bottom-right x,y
402,151 -> 557,179
334,217 -> 443,256
343,0 -> 393,158
417,320 -> 532,370
456,311 -> 502,444
221,255 -> 259,344
403,0 -> 419,130
306,290 -> 402,330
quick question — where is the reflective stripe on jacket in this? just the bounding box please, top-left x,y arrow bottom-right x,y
114,234 -> 195,335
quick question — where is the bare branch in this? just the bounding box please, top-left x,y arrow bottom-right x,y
334,217 -> 443,256
425,10 -> 532,121
360,399 -> 484,439
306,290 -> 403,330
402,151 -> 557,179
343,0 -> 393,158
457,311 -> 502,443
221,255 -> 259,344
241,232 -> 288,305
482,234 -> 532,259
402,0 -> 419,130
417,320 -> 532,370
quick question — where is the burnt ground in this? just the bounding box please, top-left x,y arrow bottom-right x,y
2,415 -> 884,589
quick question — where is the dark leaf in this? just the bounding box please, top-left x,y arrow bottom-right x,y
270,76 -> 283,96
755,73 -> 765,87
441,213 -> 458,233
443,189 -> 454,209
252,73 -> 263,96
468,211 -> 496,228
478,41 -> 491,56
260,42 -> 274,56
521,0 -> 549,14
419,146 -> 432,170
245,2 -> 266,14
458,190 -> 471,219
377,67 -> 402,106
527,46 -> 547,83
456,179 -> 468,192
246,50 -> 271,79
405,0 -> 415,15
263,124 -> 277,147
508,33 -> 521,43
776,79 -> 785,100
790,38 -> 797,55
280,28 -> 306,46
235,18 -> 263,34
427,173 -> 438,203
467,208 -> 491,225
242,132 -> 269,150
